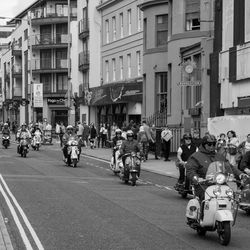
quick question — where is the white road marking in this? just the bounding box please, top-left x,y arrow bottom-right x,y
0,182 -> 33,249
0,174 -> 44,250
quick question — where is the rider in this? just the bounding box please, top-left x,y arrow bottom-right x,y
111,128 -> 125,166
175,133 -> 198,188
30,123 -> 42,135
186,134 -> 246,217
16,123 -> 32,153
62,125 -> 79,162
2,123 -> 11,137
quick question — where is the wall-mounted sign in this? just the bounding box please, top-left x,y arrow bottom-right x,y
178,61 -> 201,86
47,97 -> 66,105
33,83 -> 43,107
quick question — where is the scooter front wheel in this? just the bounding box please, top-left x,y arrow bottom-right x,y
218,221 -> 231,246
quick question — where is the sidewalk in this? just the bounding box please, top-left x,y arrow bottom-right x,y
81,147 -> 179,179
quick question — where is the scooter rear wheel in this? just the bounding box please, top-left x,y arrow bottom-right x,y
218,221 -> 231,246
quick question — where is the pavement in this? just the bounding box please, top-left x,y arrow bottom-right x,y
81,146 -> 179,179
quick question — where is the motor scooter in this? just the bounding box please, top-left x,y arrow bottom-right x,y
119,152 -> 141,186
174,161 -> 193,198
110,146 -> 123,175
65,137 -> 80,167
32,130 -> 42,151
2,134 -> 10,149
239,175 -> 250,215
186,161 -> 238,246
18,135 -> 29,158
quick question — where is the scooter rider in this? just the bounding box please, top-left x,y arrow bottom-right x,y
16,123 -> 32,153
239,150 -> 250,175
112,128 -> 125,166
119,130 -> 142,164
186,134 -> 247,217
2,123 -> 11,137
62,125 -> 79,162
175,133 -> 198,188
30,123 -> 42,135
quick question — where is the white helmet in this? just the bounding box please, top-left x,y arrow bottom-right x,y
115,128 -> 122,135
126,130 -> 134,137
4,123 -> 8,126
67,125 -> 73,130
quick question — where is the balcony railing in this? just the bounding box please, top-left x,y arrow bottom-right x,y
79,19 -> 89,38
13,87 -> 22,97
32,33 -> 69,46
79,51 -> 89,71
31,7 -> 77,19
31,58 -> 68,71
12,64 -> 22,75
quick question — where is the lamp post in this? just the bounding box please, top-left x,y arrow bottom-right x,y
67,0 -> 71,126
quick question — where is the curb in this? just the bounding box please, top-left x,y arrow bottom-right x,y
81,153 -> 178,179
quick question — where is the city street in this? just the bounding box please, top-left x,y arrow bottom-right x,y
0,144 -> 249,250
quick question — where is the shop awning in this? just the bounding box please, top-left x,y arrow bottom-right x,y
82,80 -> 143,106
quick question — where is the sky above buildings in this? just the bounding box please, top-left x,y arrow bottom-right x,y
0,0 -> 34,24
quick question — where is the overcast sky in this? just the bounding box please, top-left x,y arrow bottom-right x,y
0,0 -> 35,24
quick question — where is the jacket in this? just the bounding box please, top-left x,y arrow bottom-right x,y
120,139 -> 141,156
239,150 -> 250,171
186,145 -> 242,181
2,128 -> 10,135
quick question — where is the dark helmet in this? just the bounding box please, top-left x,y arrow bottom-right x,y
202,134 -> 216,146
183,133 -> 192,140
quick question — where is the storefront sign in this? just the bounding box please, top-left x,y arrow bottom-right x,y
84,81 -> 143,106
47,97 -> 67,105
33,83 -> 43,107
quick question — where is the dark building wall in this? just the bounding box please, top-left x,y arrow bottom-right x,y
210,0 -> 223,117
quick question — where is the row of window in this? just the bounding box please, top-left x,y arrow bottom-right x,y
40,73 -> 68,92
105,6 -> 142,44
104,51 -> 141,83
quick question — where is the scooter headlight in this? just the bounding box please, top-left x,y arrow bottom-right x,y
213,185 -> 222,196
215,173 -> 226,184
226,188 -> 234,198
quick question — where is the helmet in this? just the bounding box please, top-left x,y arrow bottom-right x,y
183,133 -> 192,140
35,123 -> 39,126
115,128 -> 122,135
67,125 -> 73,130
126,130 -> 134,137
202,134 -> 216,146
4,123 -> 8,126
21,122 -> 27,127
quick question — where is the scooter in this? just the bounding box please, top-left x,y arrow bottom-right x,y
119,152 -> 141,186
110,146 -> 123,175
2,134 -> 10,149
186,161 -> 238,246
65,137 -> 80,167
239,175 -> 250,215
18,136 -> 29,158
32,130 -> 42,151
174,162 -> 193,198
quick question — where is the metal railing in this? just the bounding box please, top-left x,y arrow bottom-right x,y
31,58 -> 68,70
79,51 -> 89,67
32,33 -> 69,46
79,19 -> 89,35
31,7 -> 77,19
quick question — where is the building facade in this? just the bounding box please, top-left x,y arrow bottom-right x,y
141,0 -> 215,143
0,0 -> 78,127
218,0 -> 250,116
86,0 -> 144,128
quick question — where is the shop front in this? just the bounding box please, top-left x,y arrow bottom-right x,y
83,80 -> 143,128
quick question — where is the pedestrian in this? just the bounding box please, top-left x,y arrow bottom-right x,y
161,125 -> 172,161
59,121 -> 65,147
89,123 -> 97,149
137,126 -> 148,162
110,122 -> 118,140
226,130 -> 239,167
55,122 -> 61,141
82,122 -> 90,148
150,124 -> 159,159
192,129 -> 202,148
141,120 -> 153,160
101,124 -> 108,148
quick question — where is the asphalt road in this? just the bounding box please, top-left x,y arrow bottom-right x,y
0,143 -> 250,250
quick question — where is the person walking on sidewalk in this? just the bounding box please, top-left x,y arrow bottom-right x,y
141,120 -> 153,160
137,126 -> 148,162
150,124 -> 159,159
161,125 -> 172,161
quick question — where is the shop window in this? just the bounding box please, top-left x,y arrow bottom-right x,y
156,72 -> 168,112
186,0 -> 200,31
156,15 -> 168,47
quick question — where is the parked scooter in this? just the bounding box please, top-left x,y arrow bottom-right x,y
239,175 -> 250,215
32,130 -> 42,151
119,152 -> 141,186
186,161 -> 238,246
2,134 -> 10,149
65,137 -> 80,167
174,162 -> 193,198
110,145 -> 123,175
18,135 -> 29,158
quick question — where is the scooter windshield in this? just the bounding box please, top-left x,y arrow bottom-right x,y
206,161 -> 227,180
